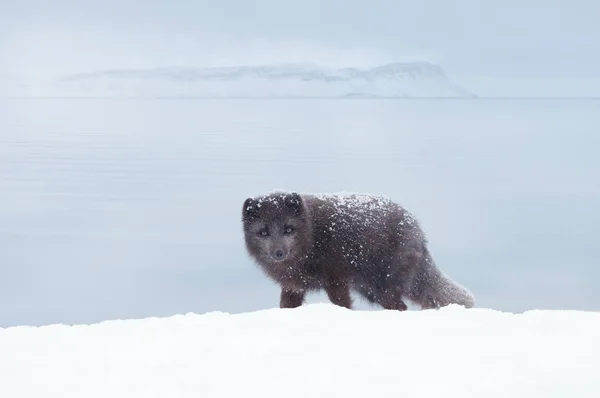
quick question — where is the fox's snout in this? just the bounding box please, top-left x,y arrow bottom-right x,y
269,248 -> 287,261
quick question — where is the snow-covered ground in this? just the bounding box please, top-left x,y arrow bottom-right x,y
1,303 -> 599,397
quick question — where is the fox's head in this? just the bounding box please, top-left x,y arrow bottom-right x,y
242,192 -> 312,265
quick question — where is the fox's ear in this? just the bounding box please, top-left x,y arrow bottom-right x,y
243,197 -> 258,220
284,192 -> 303,214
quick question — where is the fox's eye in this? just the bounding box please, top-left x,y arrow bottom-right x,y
259,229 -> 269,236
284,226 -> 294,234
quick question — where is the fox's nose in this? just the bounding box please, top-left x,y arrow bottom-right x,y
270,249 -> 286,261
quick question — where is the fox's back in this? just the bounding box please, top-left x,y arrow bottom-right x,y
303,193 -> 425,270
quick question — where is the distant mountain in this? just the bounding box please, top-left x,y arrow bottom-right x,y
49,62 -> 475,98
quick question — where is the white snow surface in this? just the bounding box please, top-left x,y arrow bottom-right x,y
1,304 -> 599,397
37,62 -> 475,98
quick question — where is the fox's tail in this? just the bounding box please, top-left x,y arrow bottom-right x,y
407,247 -> 475,309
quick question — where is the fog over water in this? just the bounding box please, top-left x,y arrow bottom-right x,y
1,98 -> 598,326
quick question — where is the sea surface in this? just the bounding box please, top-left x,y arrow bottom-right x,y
1,98 -> 599,327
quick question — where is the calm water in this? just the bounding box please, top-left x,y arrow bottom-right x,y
1,98 -> 599,327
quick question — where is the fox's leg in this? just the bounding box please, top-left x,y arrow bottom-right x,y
280,289 -> 306,308
325,282 -> 353,309
379,287 -> 408,311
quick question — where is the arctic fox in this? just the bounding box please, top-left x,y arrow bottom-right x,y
242,191 -> 474,310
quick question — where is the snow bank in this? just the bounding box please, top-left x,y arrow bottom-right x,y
1,304 -> 598,397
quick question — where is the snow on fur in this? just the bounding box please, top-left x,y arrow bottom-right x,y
1,304 -> 599,397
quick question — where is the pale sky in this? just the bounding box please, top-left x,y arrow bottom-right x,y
1,0 -> 599,79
